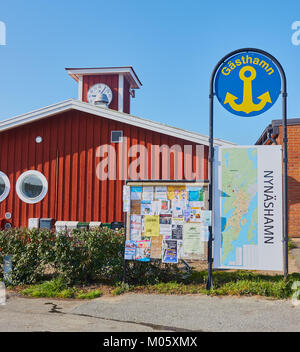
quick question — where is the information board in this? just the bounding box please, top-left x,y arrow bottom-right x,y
213,146 -> 283,271
123,181 -> 210,263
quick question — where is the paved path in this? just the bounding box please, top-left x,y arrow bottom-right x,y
1,293 -> 300,332
0,295 -> 160,332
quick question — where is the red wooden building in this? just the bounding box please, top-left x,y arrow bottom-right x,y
0,67 -> 234,228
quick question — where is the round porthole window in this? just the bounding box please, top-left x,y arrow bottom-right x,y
16,170 -> 48,204
0,172 -> 10,202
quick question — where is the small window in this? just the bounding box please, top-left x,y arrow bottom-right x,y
111,131 -> 123,143
0,172 -> 10,202
16,170 -> 48,204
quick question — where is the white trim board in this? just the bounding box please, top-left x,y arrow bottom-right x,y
0,99 -> 235,147
118,74 -> 124,112
66,67 -> 142,89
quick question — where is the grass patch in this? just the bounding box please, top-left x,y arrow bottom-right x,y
288,240 -> 298,251
17,270 -> 300,300
135,270 -> 300,299
75,290 -> 102,299
20,277 -> 102,299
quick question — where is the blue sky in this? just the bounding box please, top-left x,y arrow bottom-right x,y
0,0 -> 299,144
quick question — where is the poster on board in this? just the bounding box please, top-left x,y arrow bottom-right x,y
136,240 -> 151,262
162,239 -> 178,263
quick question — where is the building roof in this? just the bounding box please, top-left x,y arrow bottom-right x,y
65,66 -> 142,89
0,99 -> 235,147
256,118 -> 300,145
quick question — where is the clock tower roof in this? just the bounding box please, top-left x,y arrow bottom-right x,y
65,66 -> 142,89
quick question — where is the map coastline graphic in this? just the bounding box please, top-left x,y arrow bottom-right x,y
221,148 -> 258,267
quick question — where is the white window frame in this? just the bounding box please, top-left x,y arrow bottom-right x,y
16,170 -> 48,204
0,171 -> 10,202
111,130 -> 123,143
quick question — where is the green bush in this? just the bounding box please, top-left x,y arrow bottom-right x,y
52,227 -> 124,284
0,228 -> 55,285
124,259 -> 182,285
0,227 -> 125,286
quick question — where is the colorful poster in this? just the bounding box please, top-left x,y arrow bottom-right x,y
130,200 -> 141,215
124,240 -> 137,260
184,206 -> 191,222
172,200 -> 185,218
144,215 -> 160,237
190,205 -> 202,222
167,186 -> 187,200
155,186 -> 168,200
131,186 -> 142,200
160,200 -> 170,214
159,214 -> 172,238
187,186 -> 204,202
130,215 -> 142,241
142,186 -> 154,201
151,200 -> 161,215
182,223 -> 204,257
172,223 -> 183,240
123,185 -> 130,212
136,240 -> 151,262
150,235 -> 163,259
201,210 -> 212,226
141,200 -> 152,215
3,255 -> 12,283
162,239 -> 178,263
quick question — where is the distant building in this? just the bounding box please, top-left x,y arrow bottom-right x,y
256,119 -> 300,238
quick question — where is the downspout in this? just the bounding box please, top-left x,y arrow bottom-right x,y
263,126 -> 278,145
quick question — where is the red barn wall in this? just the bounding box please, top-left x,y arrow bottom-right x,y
0,110 -> 208,228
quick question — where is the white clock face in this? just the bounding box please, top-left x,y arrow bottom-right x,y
87,83 -> 113,104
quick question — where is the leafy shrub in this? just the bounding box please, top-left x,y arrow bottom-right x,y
125,259 -> 182,285
52,227 -> 124,284
0,228 -> 55,285
0,227 -> 125,286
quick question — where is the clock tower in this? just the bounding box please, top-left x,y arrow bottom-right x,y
65,66 -> 142,114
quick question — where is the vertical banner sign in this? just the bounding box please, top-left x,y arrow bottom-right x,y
213,146 -> 283,271
3,255 -> 12,283
207,48 -> 287,289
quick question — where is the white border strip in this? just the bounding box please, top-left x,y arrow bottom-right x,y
0,99 -> 235,147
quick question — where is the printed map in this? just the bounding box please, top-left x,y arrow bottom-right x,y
220,148 -> 258,267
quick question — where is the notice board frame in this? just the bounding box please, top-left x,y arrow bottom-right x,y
123,179 -> 210,283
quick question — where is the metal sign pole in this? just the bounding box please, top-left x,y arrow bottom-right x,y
207,48 -> 288,289
206,90 -> 214,290
282,91 -> 288,279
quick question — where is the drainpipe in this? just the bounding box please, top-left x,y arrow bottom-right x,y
263,126 -> 278,145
